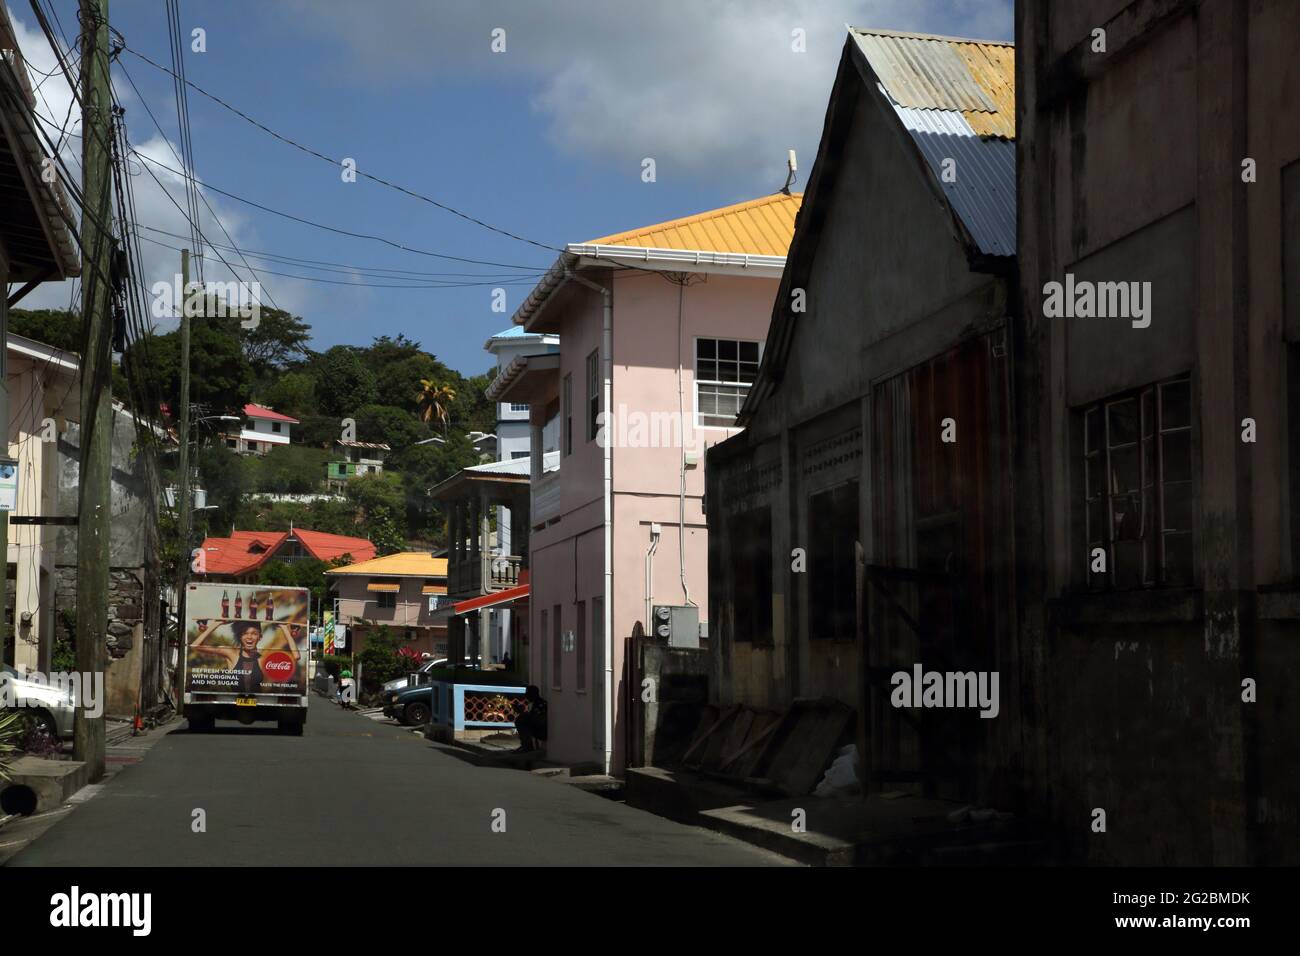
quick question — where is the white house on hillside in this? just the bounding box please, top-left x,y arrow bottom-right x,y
224,403 -> 297,456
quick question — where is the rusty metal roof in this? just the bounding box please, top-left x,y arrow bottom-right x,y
584,192 -> 803,257
850,27 -> 1015,258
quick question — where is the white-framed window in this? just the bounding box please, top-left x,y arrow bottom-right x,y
695,338 -> 762,428
509,403 -> 529,412
271,421 -> 282,433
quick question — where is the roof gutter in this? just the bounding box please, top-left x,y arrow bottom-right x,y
512,245 -> 788,331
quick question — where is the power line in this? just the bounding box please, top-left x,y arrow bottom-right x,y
129,149 -> 553,271
135,232 -> 544,289
117,58 -> 282,309
136,224 -> 547,280
120,43 -> 562,255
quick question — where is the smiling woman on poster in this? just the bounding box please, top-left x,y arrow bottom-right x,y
189,621 -> 301,695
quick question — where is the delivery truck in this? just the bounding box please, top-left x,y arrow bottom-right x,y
180,582 -> 310,735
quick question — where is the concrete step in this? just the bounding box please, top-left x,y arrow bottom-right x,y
1,756 -> 90,814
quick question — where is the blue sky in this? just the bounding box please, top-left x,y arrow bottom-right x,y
13,0 -> 1011,375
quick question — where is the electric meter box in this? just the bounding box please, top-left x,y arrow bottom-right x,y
652,604 -> 700,649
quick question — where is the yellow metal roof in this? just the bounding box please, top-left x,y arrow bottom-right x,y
326,552 -> 448,578
584,192 -> 803,257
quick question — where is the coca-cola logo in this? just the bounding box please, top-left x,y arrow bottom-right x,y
262,652 -> 296,682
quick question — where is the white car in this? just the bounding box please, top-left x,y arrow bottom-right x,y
0,664 -> 76,740
382,658 -> 445,695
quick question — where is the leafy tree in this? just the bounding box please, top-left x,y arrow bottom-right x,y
123,315 -> 253,416
258,370 -> 317,419
315,346 -> 378,417
354,626 -> 409,689
449,368 -> 497,435
7,308 -> 81,353
252,557 -> 344,614
394,432 -> 479,539
195,441 -> 247,530
245,445 -> 329,494
352,403 -> 428,451
233,497 -> 359,536
242,307 -> 312,376
376,353 -> 445,410
345,472 -> 407,554
363,334 -> 426,371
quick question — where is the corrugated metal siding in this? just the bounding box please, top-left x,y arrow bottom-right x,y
584,192 -> 802,257
851,28 -> 1015,258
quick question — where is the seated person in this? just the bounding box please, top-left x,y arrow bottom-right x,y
513,685 -> 548,753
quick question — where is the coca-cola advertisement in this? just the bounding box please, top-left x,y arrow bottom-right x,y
183,583 -> 311,698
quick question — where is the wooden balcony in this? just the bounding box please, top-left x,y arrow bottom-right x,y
449,553 -> 522,595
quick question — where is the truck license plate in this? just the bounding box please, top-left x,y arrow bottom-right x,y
235,697 -> 257,707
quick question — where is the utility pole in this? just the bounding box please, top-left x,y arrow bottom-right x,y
176,248 -> 192,634
75,0 -> 112,781
0,245 -> 10,670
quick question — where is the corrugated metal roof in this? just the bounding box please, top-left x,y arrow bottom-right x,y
584,192 -> 803,257
850,27 -> 1015,258
893,103 -> 1016,258
852,30 -> 998,113
954,42 -> 1014,138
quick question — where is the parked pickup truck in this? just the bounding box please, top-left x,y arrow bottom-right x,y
180,582 -> 310,735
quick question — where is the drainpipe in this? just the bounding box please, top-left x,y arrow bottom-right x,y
645,523 -> 661,629
566,270 -> 613,775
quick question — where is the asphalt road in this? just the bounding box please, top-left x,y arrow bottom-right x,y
7,699 -> 783,866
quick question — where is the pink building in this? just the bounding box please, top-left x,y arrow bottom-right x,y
489,193 -> 801,773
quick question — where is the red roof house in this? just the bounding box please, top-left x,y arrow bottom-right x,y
196,528 -> 376,580
244,403 -> 299,424
223,404 -> 300,456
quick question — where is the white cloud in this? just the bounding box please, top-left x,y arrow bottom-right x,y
289,0 -> 1011,190
5,7 -> 315,326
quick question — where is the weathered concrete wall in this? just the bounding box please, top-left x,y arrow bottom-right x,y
54,407 -> 150,567
53,566 -> 145,717
637,641 -> 712,768
50,404 -> 163,713
1018,0 -> 1300,862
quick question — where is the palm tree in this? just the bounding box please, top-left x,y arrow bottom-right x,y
415,379 -> 457,435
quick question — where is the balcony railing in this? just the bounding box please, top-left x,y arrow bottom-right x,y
448,554 -> 522,596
